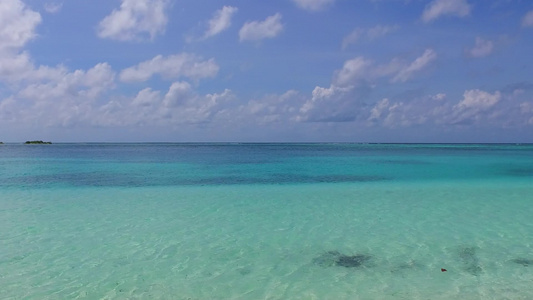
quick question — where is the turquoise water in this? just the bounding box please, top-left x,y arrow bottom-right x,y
1,143 -> 533,299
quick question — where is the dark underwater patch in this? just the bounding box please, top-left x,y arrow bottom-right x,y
374,159 -> 430,165
313,251 -> 372,268
189,174 -> 388,185
336,254 -> 372,268
511,258 -> 533,266
457,246 -> 482,276
3,171 -> 389,188
3,172 -> 152,188
504,167 -> 533,177
390,260 -> 423,273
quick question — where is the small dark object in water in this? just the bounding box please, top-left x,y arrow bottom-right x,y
511,258 -> 533,266
335,254 -> 372,268
441,268 -> 447,272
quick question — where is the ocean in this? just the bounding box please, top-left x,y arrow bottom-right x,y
1,143 -> 532,299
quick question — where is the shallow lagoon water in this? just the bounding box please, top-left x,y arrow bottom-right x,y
1,143 -> 533,299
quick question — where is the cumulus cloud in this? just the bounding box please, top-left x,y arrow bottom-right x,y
367,94 -> 451,128
0,2 -> 119,129
291,0 -> 335,11
422,0 -> 471,23
466,37 -> 494,58
392,49 -> 437,83
368,98 -> 411,127
333,57 -> 373,87
520,102 -> 533,126
240,90 -> 303,124
0,52 -> 71,84
342,25 -> 398,49
97,0 -> 169,41
132,87 -> 161,107
366,89 -> 533,129
18,63 -> 116,101
239,13 -> 283,42
0,0 -> 41,51
447,89 -> 501,125
202,6 -> 238,40
0,1 -> 66,84
96,83 -> 235,126
288,48 -> 441,124
455,89 -> 501,111
163,81 -> 193,107
297,85 -> 363,122
522,10 -> 533,27
368,98 -> 392,122
0,51 -> 33,81
2,62 -> 117,128
119,53 -> 219,82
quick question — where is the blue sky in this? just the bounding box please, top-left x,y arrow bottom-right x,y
0,0 -> 532,142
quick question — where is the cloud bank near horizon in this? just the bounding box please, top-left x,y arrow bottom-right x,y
0,0 -> 532,142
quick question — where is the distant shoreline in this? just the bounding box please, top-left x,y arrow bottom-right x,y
24,140 -> 52,144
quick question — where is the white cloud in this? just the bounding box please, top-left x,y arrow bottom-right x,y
0,0 -> 65,85
202,6 -> 238,40
450,89 -> 501,124
367,25 -> 399,39
422,0 -> 471,23
332,49 -> 437,87
522,10 -> 533,27
297,85 -> 361,122
519,102 -> 532,114
0,0 -> 41,51
367,93 -> 451,128
342,25 -> 398,49
239,13 -> 283,42
341,30 -> 362,50
432,93 -> 447,101
293,49 -> 440,125
333,57 -> 373,87
119,53 -> 219,82
163,81 -> 193,107
368,98 -> 391,121
455,89 -> 501,111
240,90 -> 302,124
107,83 -> 235,126
0,51 -> 70,83
2,62 -> 117,128
0,51 -> 33,81
291,0 -> 335,11
367,94 -> 454,128
44,2 -> 63,14
97,0 -> 169,41
366,89 -> 533,129
392,49 -> 437,82
467,37 -> 493,58
18,63 -> 116,101
132,87 -> 160,107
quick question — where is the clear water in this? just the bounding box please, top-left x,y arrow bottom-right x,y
1,143 -> 533,299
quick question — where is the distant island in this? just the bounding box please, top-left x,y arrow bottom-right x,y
0,142 -> 3,144
25,140 -> 52,144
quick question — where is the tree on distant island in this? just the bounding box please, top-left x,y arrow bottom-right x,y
24,140 -> 52,144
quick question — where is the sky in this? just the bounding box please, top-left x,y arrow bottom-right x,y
0,0 -> 532,142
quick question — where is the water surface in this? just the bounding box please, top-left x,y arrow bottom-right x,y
1,143 -> 532,299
